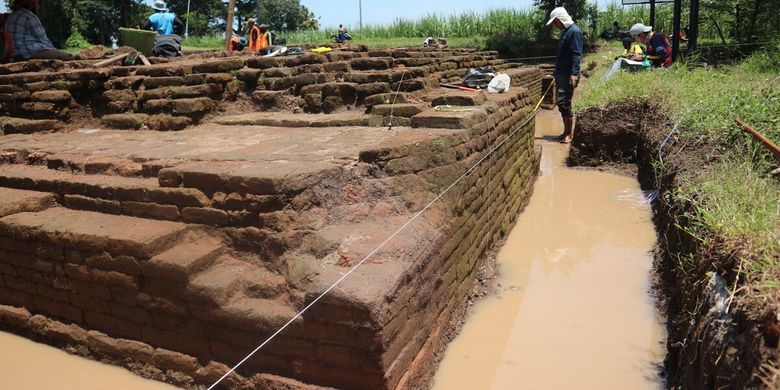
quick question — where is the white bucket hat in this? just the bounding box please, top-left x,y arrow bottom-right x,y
152,0 -> 168,11
630,23 -> 653,37
546,7 -> 574,28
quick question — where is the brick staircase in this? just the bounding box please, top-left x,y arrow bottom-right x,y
0,47 -> 539,134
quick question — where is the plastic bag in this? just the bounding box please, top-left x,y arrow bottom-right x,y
487,73 -> 511,93
463,67 -> 495,89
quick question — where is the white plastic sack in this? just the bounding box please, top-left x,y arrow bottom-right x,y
487,73 -> 511,93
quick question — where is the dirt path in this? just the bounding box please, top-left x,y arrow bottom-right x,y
432,110 -> 667,389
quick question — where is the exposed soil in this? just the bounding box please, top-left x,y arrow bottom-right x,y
569,100 -> 778,388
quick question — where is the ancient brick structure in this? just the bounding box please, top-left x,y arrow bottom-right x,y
0,47 -> 543,388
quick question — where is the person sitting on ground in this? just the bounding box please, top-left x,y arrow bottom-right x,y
5,0 -> 73,61
336,24 -> 351,43
230,36 -> 248,53
143,0 -> 184,36
630,23 -> 672,68
621,36 -> 644,59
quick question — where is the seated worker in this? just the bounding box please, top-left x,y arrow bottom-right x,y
5,0 -> 73,61
336,24 -> 351,43
143,0 -> 184,36
621,36 -> 644,59
630,23 -> 672,68
247,19 -> 272,52
230,36 -> 248,52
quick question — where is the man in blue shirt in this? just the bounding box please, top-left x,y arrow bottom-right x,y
143,0 -> 184,36
546,7 -> 583,144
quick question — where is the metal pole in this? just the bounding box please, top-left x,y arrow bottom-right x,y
225,0 -> 236,51
689,0 -> 700,52
185,0 -> 191,39
649,0 -> 656,28
359,0 -> 363,31
672,0 -> 682,62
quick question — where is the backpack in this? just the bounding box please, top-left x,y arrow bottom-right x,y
153,34 -> 181,58
0,14 -> 13,64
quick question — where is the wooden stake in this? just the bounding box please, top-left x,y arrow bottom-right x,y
138,54 -> 151,66
225,0 -> 236,51
92,53 -> 130,68
735,118 -> 780,161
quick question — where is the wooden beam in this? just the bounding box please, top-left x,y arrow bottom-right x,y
225,0 -> 236,51
735,118 -> 780,161
92,53 -> 130,68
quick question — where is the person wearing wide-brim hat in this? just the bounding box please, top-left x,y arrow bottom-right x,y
546,7 -> 583,144
629,23 -> 672,68
143,0 -> 184,36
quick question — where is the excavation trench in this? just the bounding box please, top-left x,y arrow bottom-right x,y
433,109 -> 667,388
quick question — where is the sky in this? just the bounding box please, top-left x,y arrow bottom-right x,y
0,0 -> 618,29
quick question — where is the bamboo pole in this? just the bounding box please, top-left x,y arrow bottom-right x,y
225,0 -> 236,51
735,118 -> 780,161
92,53 -> 129,68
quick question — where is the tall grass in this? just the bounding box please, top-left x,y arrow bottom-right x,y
184,3 -> 728,50
334,8 -> 541,39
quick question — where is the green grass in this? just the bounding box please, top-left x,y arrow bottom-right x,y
682,162 -> 780,276
575,49 -> 780,146
576,44 -> 780,297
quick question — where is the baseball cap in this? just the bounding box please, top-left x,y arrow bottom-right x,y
629,23 -> 653,37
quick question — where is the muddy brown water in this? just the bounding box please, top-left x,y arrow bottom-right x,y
434,110 -> 666,389
0,331 -> 175,389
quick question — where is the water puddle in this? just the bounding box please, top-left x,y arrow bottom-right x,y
0,331 -> 175,389
433,110 -> 666,389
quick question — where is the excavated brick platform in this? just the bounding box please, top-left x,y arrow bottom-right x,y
0,47 -> 543,389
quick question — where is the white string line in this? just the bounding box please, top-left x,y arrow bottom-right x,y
387,69 -> 407,129
209,84 -> 552,390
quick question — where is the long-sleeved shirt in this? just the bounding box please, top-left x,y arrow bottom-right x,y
646,32 -> 672,67
554,23 -> 583,77
5,8 -> 56,60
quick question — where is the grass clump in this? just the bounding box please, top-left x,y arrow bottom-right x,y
680,161 -> 780,287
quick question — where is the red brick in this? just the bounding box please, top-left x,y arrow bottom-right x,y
152,348 -> 199,374
122,201 -> 180,221
0,304 -> 31,328
140,325 -> 210,358
86,330 -> 153,363
182,207 -> 228,226
33,296 -> 83,323
110,301 -> 153,324
85,253 -> 140,276
36,284 -> 69,301
0,286 -> 35,309
70,292 -> 111,313
42,320 -> 88,344
63,194 -> 121,214
84,310 -> 141,339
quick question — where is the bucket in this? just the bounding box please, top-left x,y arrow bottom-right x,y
118,28 -> 156,57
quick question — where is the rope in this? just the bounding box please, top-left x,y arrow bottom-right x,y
387,69 -> 407,130
208,79 -> 555,390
